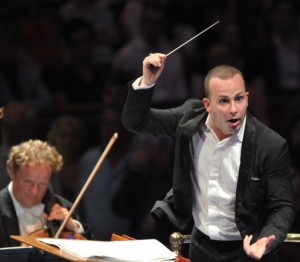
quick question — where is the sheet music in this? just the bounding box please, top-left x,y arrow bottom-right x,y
38,238 -> 176,261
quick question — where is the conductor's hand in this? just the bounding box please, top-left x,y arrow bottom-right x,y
243,234 -> 275,260
45,203 -> 80,232
141,53 -> 167,86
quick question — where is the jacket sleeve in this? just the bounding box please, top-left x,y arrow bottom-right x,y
237,120 -> 295,254
150,189 -> 194,233
121,83 -> 179,137
259,141 -> 295,252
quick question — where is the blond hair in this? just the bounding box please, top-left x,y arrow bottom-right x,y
7,139 -> 63,172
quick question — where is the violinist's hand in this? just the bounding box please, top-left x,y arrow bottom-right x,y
141,53 -> 167,86
45,203 -> 80,232
243,234 -> 275,260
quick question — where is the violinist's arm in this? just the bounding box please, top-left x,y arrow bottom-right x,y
45,203 -> 84,233
51,194 -> 93,239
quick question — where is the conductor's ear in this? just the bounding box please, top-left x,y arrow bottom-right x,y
203,98 -> 211,113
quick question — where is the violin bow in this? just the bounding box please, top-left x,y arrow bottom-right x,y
54,132 -> 118,238
0,107 -> 4,119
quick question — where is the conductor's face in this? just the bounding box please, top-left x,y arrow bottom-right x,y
10,164 -> 52,207
203,74 -> 249,140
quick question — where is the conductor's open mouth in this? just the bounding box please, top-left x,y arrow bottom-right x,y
228,119 -> 239,123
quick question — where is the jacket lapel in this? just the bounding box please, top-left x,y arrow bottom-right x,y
236,114 -> 256,198
235,114 -> 257,237
0,188 -> 22,246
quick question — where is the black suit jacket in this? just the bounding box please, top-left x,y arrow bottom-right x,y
0,187 -> 92,247
121,84 -> 295,253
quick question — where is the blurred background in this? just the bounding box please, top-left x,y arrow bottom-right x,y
0,0 -> 300,258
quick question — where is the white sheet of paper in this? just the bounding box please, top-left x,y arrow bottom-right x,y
38,238 -> 176,261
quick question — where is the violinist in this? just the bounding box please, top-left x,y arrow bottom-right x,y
0,139 -> 92,247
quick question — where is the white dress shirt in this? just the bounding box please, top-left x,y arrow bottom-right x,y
132,79 -> 246,240
8,182 -> 84,236
8,182 -> 45,236
190,115 -> 246,241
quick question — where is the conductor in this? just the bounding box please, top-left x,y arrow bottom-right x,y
121,53 -> 295,261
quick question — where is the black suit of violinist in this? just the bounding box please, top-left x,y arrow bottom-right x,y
0,139 -> 92,247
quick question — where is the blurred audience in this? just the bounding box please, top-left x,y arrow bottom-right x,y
15,0 -> 65,68
113,1 -> 189,106
277,100 -> 300,261
112,135 -> 177,246
0,102 -> 39,189
47,115 -> 89,202
0,0 -> 299,250
76,102 -> 133,240
118,0 -> 143,42
0,17 -> 54,116
264,0 -> 300,94
58,0 -> 120,64
42,18 -> 111,116
249,0 -> 300,130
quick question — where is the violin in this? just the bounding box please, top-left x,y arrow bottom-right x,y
29,133 -> 118,240
28,189 -> 87,240
0,107 -> 3,119
29,228 -> 87,240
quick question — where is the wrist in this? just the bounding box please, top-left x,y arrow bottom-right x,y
132,77 -> 154,90
141,77 -> 155,86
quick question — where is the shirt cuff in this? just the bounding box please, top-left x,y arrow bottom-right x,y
73,220 -> 85,234
132,77 -> 155,90
264,245 -> 271,255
